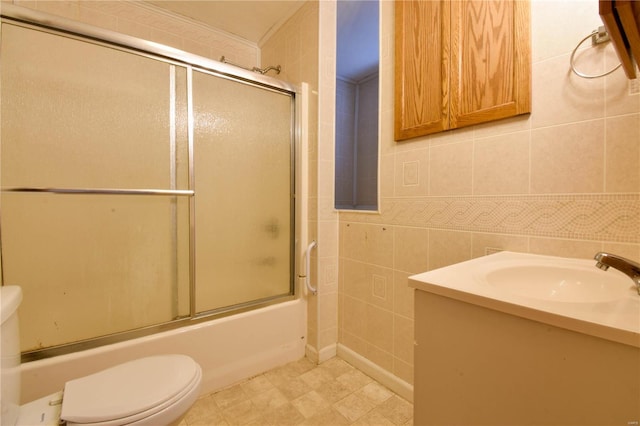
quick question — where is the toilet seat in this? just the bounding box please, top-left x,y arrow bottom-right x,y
61,354 -> 201,426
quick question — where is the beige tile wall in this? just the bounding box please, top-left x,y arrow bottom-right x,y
335,0 -> 640,386
261,2 -> 323,356
315,1 -> 339,358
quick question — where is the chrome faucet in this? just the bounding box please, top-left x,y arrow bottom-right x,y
594,252 -> 640,295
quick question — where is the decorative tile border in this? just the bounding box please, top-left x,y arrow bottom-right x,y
339,193 -> 640,244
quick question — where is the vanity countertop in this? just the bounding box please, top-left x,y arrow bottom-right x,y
409,251 -> 640,348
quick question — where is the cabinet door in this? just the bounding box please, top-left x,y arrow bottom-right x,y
394,0 -> 450,140
450,0 -> 530,129
394,0 -> 531,141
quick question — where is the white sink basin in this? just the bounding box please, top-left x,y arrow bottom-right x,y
480,260 -> 633,303
409,251 -> 640,348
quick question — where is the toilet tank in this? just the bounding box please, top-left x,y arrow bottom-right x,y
1,286 -> 23,426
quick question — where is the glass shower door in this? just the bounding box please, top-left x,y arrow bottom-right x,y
192,70 -> 294,313
0,23 -> 191,352
1,18 -> 296,356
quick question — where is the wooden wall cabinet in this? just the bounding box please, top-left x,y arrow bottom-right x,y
394,0 -> 531,141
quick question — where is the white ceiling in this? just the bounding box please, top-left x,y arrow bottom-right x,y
147,0 -> 379,80
146,0 -> 306,44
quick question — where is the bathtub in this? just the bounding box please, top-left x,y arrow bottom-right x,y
20,298 -> 306,403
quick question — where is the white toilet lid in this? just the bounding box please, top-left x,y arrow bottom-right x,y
61,354 -> 200,424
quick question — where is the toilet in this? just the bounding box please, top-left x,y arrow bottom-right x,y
1,286 -> 202,426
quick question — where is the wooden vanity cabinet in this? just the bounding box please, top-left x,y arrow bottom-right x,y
394,0 -> 531,141
413,290 -> 640,425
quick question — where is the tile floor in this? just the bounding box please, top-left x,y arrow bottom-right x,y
180,357 -> 413,425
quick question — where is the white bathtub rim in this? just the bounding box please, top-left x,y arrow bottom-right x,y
20,298 -> 306,403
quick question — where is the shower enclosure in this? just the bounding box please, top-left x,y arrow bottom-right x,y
0,8 -> 297,359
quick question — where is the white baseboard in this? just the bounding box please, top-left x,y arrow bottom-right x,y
318,343 -> 337,363
305,344 -> 319,364
336,343 -> 414,403
305,343 -> 337,365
